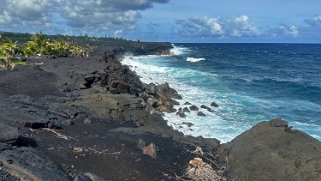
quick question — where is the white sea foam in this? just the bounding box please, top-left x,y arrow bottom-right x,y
170,44 -> 189,55
121,54 -> 249,143
186,57 -> 206,62
121,54 -> 321,143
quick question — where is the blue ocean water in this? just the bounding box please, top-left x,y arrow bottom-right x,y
122,43 -> 321,142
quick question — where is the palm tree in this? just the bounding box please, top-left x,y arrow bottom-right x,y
0,40 -> 18,69
31,32 -> 50,55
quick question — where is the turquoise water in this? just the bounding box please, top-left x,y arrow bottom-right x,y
122,43 -> 321,142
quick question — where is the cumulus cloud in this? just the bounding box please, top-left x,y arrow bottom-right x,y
304,15 -> 321,30
0,0 -> 53,26
0,0 -> 169,35
274,25 -> 299,37
175,15 -> 260,38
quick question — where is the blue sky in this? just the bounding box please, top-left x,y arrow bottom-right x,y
0,0 -> 321,43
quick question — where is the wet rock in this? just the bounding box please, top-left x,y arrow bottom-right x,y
200,105 -> 213,112
184,102 -> 192,105
217,119 -> 321,181
210,102 -> 219,107
142,143 -> 158,159
155,82 -> 182,105
182,122 -> 194,127
189,105 -> 199,111
183,107 -> 190,113
197,111 -> 206,117
0,123 -> 19,145
176,108 -> 186,118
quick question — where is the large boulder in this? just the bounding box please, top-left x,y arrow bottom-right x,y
155,82 -> 182,101
217,118 -> 321,181
144,82 -> 182,113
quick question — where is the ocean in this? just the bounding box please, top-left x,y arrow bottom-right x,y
122,43 -> 321,143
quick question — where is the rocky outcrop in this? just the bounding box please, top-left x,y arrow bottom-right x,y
217,118 -> 321,181
144,82 -> 182,113
176,108 -> 186,118
201,105 -> 213,112
0,143 -> 71,181
197,111 -> 206,117
83,58 -> 145,95
211,102 -> 219,107
189,105 -> 199,111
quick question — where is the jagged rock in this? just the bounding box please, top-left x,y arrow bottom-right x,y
142,143 -> 158,159
108,80 -> 130,94
84,74 -> 96,88
145,83 -> 157,95
176,108 -> 186,118
183,107 -> 190,113
155,82 -> 182,100
146,98 -> 158,108
102,60 -> 144,95
0,122 -> 19,145
200,105 -> 213,112
182,122 -> 194,127
217,119 -> 321,181
0,143 -> 71,181
184,102 -> 192,105
197,111 -> 206,117
189,105 -> 199,111
210,102 -> 219,107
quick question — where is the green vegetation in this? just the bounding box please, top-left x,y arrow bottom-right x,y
13,61 -> 27,66
0,32 -> 92,70
0,31 -> 130,43
0,40 -> 19,69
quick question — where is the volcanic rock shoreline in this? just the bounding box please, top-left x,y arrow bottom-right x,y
0,41 -> 321,181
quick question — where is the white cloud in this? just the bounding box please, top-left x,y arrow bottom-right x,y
175,15 -> 260,38
0,0 -> 169,35
227,15 -> 260,37
304,15 -> 321,29
59,0 -> 167,34
276,25 -> 299,37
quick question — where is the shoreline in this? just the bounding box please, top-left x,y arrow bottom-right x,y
122,43 -> 321,143
0,40 -> 321,180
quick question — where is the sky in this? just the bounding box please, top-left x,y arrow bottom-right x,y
0,0 -> 321,43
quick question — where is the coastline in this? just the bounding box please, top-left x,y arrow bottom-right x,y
0,40 -> 321,181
